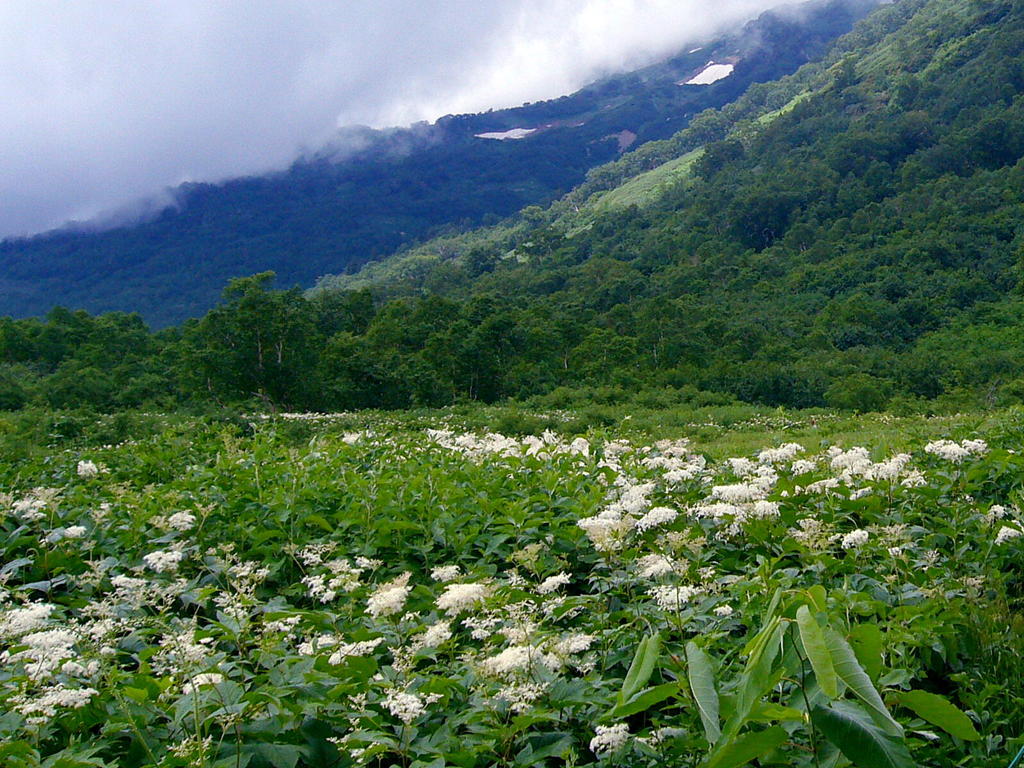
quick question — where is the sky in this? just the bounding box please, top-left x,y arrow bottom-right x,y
0,0 -> 783,239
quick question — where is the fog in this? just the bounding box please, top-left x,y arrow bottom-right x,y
0,0 -> 783,238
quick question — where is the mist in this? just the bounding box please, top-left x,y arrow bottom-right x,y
0,0 -> 785,239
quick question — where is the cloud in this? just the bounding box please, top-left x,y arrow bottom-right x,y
0,0 -> 780,238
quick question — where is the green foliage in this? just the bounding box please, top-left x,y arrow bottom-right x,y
1,406 -> 1022,766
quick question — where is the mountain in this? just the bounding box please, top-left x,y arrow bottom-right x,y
4,0 -> 1024,416
0,0 -> 879,328
303,0 -> 1024,411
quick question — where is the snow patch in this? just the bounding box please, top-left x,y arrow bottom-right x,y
475,128 -> 537,140
681,62 -> 734,86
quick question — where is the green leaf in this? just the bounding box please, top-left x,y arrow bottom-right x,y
686,641 -> 721,744
811,701 -> 914,768
807,585 -> 828,612
515,733 -> 573,766
705,726 -> 788,768
609,683 -> 680,719
825,629 -> 902,736
726,618 -> 784,736
849,624 -> 884,682
797,606 -> 839,699
894,691 -> 980,741
620,633 -> 661,704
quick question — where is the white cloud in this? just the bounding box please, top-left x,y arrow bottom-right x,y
0,0 -> 779,238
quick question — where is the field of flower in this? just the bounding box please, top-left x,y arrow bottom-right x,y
2,407 -> 1024,768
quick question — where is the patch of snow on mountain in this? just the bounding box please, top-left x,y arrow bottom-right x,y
475,128 -> 537,140
681,62 -> 734,85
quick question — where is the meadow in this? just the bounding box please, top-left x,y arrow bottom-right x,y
1,404 -> 1023,767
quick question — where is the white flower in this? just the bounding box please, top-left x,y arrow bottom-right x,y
711,483 -> 766,504
790,459 -> 818,475
758,443 -> 804,464
418,621 -> 453,649
430,565 -> 461,582
328,638 -> 385,664
636,554 -> 676,579
143,549 -> 185,573
636,506 -> 678,532
841,529 -> 869,549
649,584 -> 704,611
366,573 -> 412,619
77,460 -> 99,478
436,582 -> 489,615
183,673 -> 223,694
536,573 -> 571,594
924,440 -> 970,463
382,690 -> 426,724
480,645 -> 536,679
590,723 -> 630,755
64,525 -> 87,539
996,526 -> 1022,545
167,511 -> 196,531
714,605 -> 734,617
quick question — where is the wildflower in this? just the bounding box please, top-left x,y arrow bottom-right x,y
728,457 -> 756,476
328,638 -> 385,664
841,529 -> 869,549
143,549 -> 184,573
13,684 -> 99,726
480,645 -> 536,678
537,572 -> 571,594
758,443 -> 804,464
649,584 -> 704,611
77,460 -> 99,478
714,604 -> 734,617
430,564 -> 461,582
64,525 -> 88,538
924,440 -> 970,463
418,621 -> 453,649
167,511 -> 196,531
366,572 -> 412,619
985,505 -> 1009,525
711,483 -> 766,504
996,526 -> 1022,545
635,506 -> 678,532
590,723 -> 630,755
183,672 -> 224,694
436,582 -> 489,615
790,459 -> 818,475
382,690 -> 426,724
495,681 -> 547,712
636,554 -> 676,579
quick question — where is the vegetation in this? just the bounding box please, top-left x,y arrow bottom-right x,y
2,405 -> 1023,766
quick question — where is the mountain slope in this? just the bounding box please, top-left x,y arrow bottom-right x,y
304,0 -> 1024,410
0,0 -> 878,327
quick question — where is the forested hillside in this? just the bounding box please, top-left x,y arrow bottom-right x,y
2,0 -> 1024,416
0,0 -> 876,327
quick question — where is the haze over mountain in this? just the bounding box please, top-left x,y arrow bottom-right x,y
0,0 -> 789,240
0,0 -> 878,327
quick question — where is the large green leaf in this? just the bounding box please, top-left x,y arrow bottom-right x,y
824,629 -> 902,736
724,618 -> 785,736
849,624 -> 884,683
686,641 -> 721,744
796,605 -> 838,699
894,691 -> 980,741
811,702 -> 914,768
705,726 -> 788,768
609,682 -> 681,718
619,633 -> 661,704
